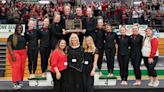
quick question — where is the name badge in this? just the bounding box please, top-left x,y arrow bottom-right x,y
64,62 -> 68,66
72,59 -> 77,63
84,61 -> 89,65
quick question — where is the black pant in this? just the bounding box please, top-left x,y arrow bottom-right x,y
131,54 -> 142,80
143,57 -> 158,77
40,47 -> 51,73
118,54 -> 129,81
82,71 -> 94,92
27,48 -> 38,74
66,67 -> 83,92
51,70 -> 66,92
97,48 -> 104,71
105,48 -> 116,73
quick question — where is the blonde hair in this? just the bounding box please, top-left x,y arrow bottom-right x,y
69,33 -> 80,47
132,23 -> 139,30
82,36 -> 96,53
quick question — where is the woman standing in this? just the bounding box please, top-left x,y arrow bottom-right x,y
39,18 -> 51,77
82,36 -> 98,92
116,26 -> 130,85
130,25 -> 143,86
25,19 -> 39,79
104,24 -> 117,77
50,39 -> 67,92
66,33 -> 84,92
142,28 -> 159,87
7,24 -> 27,89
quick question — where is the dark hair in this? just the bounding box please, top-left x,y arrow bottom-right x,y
15,24 -> 23,33
13,24 -> 23,47
55,39 -> 67,51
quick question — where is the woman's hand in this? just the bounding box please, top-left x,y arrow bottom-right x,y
148,58 -> 153,64
56,72 -> 61,80
90,70 -> 96,76
11,54 -> 16,62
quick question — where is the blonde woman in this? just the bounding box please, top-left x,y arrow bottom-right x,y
39,18 -> 51,78
116,26 -> 130,85
25,19 -> 39,79
66,33 -> 84,92
142,27 -> 159,87
82,36 -> 98,92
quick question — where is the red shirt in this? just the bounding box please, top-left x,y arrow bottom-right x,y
50,50 -> 67,73
149,38 -> 158,58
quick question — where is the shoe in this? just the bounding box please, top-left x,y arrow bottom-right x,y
121,81 -> 124,85
29,74 -> 35,79
124,81 -> 128,85
121,81 -> 128,86
148,81 -> 154,86
108,73 -> 114,77
12,83 -> 21,90
42,73 -> 46,78
18,83 -> 23,87
133,82 -> 141,86
153,80 -> 159,87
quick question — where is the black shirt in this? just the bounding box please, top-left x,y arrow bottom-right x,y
7,34 -> 26,50
67,46 -> 84,72
84,17 -> 97,36
92,28 -> 105,48
83,49 -> 98,73
39,28 -> 50,47
24,29 -> 39,49
49,22 -> 64,50
116,35 -> 130,55
104,32 -> 117,48
130,34 -> 143,55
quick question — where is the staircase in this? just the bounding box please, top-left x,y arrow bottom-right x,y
0,42 -> 7,77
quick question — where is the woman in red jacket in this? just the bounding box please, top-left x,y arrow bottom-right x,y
142,27 -> 159,87
50,39 -> 67,92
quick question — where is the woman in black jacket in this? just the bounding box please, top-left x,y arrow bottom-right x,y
116,26 -> 130,85
104,24 -> 117,77
39,18 -> 51,77
25,19 -> 39,79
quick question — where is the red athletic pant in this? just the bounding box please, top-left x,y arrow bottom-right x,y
7,49 -> 27,83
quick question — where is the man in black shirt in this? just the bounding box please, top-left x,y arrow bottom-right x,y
49,14 -> 64,50
84,7 -> 97,36
92,18 -> 104,76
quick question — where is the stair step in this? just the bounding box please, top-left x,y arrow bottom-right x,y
0,59 -> 6,62
0,47 -> 6,50
0,55 -> 6,58
0,42 -> 7,46
0,51 -> 6,54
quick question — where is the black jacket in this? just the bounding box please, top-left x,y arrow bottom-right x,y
130,34 -> 143,55
104,32 -> 117,49
116,35 -> 130,55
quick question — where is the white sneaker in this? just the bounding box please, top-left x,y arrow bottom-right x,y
42,73 -> 46,78
153,80 -> 159,87
148,81 -> 154,87
12,83 -> 21,90
18,83 -> 23,87
133,82 -> 141,86
29,74 -> 35,79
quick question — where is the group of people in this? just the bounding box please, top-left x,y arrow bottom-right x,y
6,4 -> 159,91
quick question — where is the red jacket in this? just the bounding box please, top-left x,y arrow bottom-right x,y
50,50 -> 67,73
